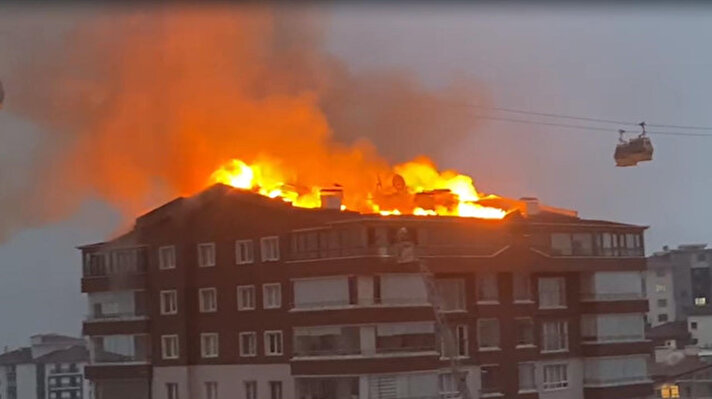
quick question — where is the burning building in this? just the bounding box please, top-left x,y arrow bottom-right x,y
79,178 -> 653,399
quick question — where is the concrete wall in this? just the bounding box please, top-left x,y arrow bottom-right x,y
689,315 -> 712,348
645,267 -> 676,326
153,364 -> 293,399
16,363 -> 36,399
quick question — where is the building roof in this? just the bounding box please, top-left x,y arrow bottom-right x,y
649,356 -> 710,381
647,321 -> 691,341
0,347 -> 32,365
34,345 -> 89,363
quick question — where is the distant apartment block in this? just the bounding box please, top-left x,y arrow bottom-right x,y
646,244 -> 712,327
79,185 -> 653,399
0,334 -> 90,399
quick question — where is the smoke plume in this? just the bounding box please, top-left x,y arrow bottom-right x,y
1,5 -> 492,240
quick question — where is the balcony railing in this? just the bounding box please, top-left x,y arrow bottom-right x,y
582,334 -> 646,343
584,375 -> 649,387
93,350 -> 150,364
289,244 -> 506,262
580,292 -> 644,302
85,312 -> 148,322
291,297 -> 431,310
293,347 -> 362,357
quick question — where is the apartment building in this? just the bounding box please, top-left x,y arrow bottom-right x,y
0,334 -> 91,399
79,184 -> 653,399
646,244 -> 712,327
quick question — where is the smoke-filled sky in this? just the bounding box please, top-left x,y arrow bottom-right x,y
2,4 -> 712,347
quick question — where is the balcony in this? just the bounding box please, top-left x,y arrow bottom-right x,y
584,375 -> 650,387
90,335 -> 151,365
581,292 -> 644,302
85,311 -> 148,322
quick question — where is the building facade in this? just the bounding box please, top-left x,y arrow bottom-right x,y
79,185 -> 653,399
0,334 -> 91,399
646,244 -> 712,327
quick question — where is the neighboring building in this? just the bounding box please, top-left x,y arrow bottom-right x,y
647,321 -> 692,350
0,334 -> 91,399
79,184 -> 653,399
646,244 -> 712,327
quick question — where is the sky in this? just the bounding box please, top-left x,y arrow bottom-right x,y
2,4 -> 712,348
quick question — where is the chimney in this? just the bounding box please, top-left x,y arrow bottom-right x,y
519,197 -> 540,217
320,187 -> 343,210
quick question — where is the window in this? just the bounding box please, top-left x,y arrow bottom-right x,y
518,363 -> 536,392
442,324 -> 468,358
480,365 -> 500,395
696,297 -> 707,306
439,373 -> 463,399
541,321 -> 568,352
269,381 -> 283,399
261,236 -> 280,261
201,333 -> 219,358
244,381 -> 257,399
161,335 -> 179,359
263,283 -> 282,309
239,332 -> 256,357
539,277 -> 566,308
166,383 -> 179,399
543,364 -> 568,390
477,273 -> 498,302
237,286 -> 255,310
294,276 -> 351,308
205,381 -> 218,399
513,274 -> 532,302
658,298 -> 668,308
435,279 -> 466,311
160,290 -> 178,315
656,284 -> 667,293
264,331 -> 283,356
691,322 -> 698,330
235,240 -> 254,265
658,314 -> 669,322
199,288 -> 217,313
516,318 -> 535,347
478,319 -> 500,350
656,269 -> 666,277
159,246 -> 176,270
197,243 -> 216,267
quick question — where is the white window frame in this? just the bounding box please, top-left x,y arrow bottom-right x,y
263,283 -> 282,309
542,363 -> 569,391
161,335 -> 179,360
269,381 -> 283,399
541,321 -> 569,353
456,324 -> 468,357
264,330 -> 283,356
518,362 -> 537,393
199,288 -> 217,313
513,274 -> 533,303
239,332 -> 257,357
515,317 -> 535,348
244,381 -> 257,399
197,242 -> 216,268
538,277 -> 567,309
478,318 -> 501,351
205,381 -> 218,399
477,272 -> 499,303
235,239 -> 254,265
260,236 -> 280,262
166,382 -> 179,399
160,290 -> 178,315
200,333 -> 219,358
158,246 -> 176,270
237,285 -> 256,311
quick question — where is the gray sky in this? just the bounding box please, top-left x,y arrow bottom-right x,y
2,4 -> 712,348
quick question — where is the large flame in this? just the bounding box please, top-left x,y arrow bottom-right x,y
210,156 -> 508,219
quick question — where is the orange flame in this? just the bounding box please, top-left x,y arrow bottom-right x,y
210,156 -> 508,219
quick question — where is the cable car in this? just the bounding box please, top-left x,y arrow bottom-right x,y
614,122 -> 653,167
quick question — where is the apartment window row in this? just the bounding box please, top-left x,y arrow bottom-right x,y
550,231 -> 643,257
165,380 -> 283,399
518,362 -> 569,392
293,273 -> 563,310
159,284 -> 284,316
157,236 -> 280,270
162,331 -> 284,360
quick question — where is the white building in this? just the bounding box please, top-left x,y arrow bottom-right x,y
0,334 -> 92,399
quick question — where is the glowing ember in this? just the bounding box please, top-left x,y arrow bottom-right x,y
210,157 -> 508,219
